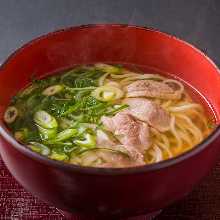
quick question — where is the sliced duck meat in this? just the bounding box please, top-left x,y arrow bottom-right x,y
124,98 -> 171,132
126,80 -> 182,100
101,111 -> 151,155
96,130 -> 144,165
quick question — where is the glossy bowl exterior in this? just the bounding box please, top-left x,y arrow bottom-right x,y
0,24 -> 220,218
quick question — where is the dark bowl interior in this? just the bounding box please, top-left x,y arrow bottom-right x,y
0,24 -> 220,218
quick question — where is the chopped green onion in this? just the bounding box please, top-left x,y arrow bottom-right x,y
74,133 -> 96,148
19,84 -> 36,97
36,125 -> 57,140
4,106 -> 18,124
14,128 -> 28,142
63,145 -> 78,153
106,104 -> 128,116
91,85 -> 124,102
42,85 -> 64,96
28,142 -> 50,156
95,63 -> 122,74
52,128 -> 78,142
49,150 -> 69,161
34,110 -> 58,129
65,86 -> 96,91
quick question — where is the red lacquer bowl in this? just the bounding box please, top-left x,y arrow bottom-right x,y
0,24 -> 220,219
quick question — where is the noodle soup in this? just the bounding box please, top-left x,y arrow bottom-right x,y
4,64 -> 215,167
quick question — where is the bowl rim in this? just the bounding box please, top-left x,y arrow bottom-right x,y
0,23 -> 220,175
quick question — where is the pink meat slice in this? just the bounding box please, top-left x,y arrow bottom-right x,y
124,98 -> 171,132
126,80 -> 181,100
101,111 -> 150,164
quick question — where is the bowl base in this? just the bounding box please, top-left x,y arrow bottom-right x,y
57,209 -> 161,220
